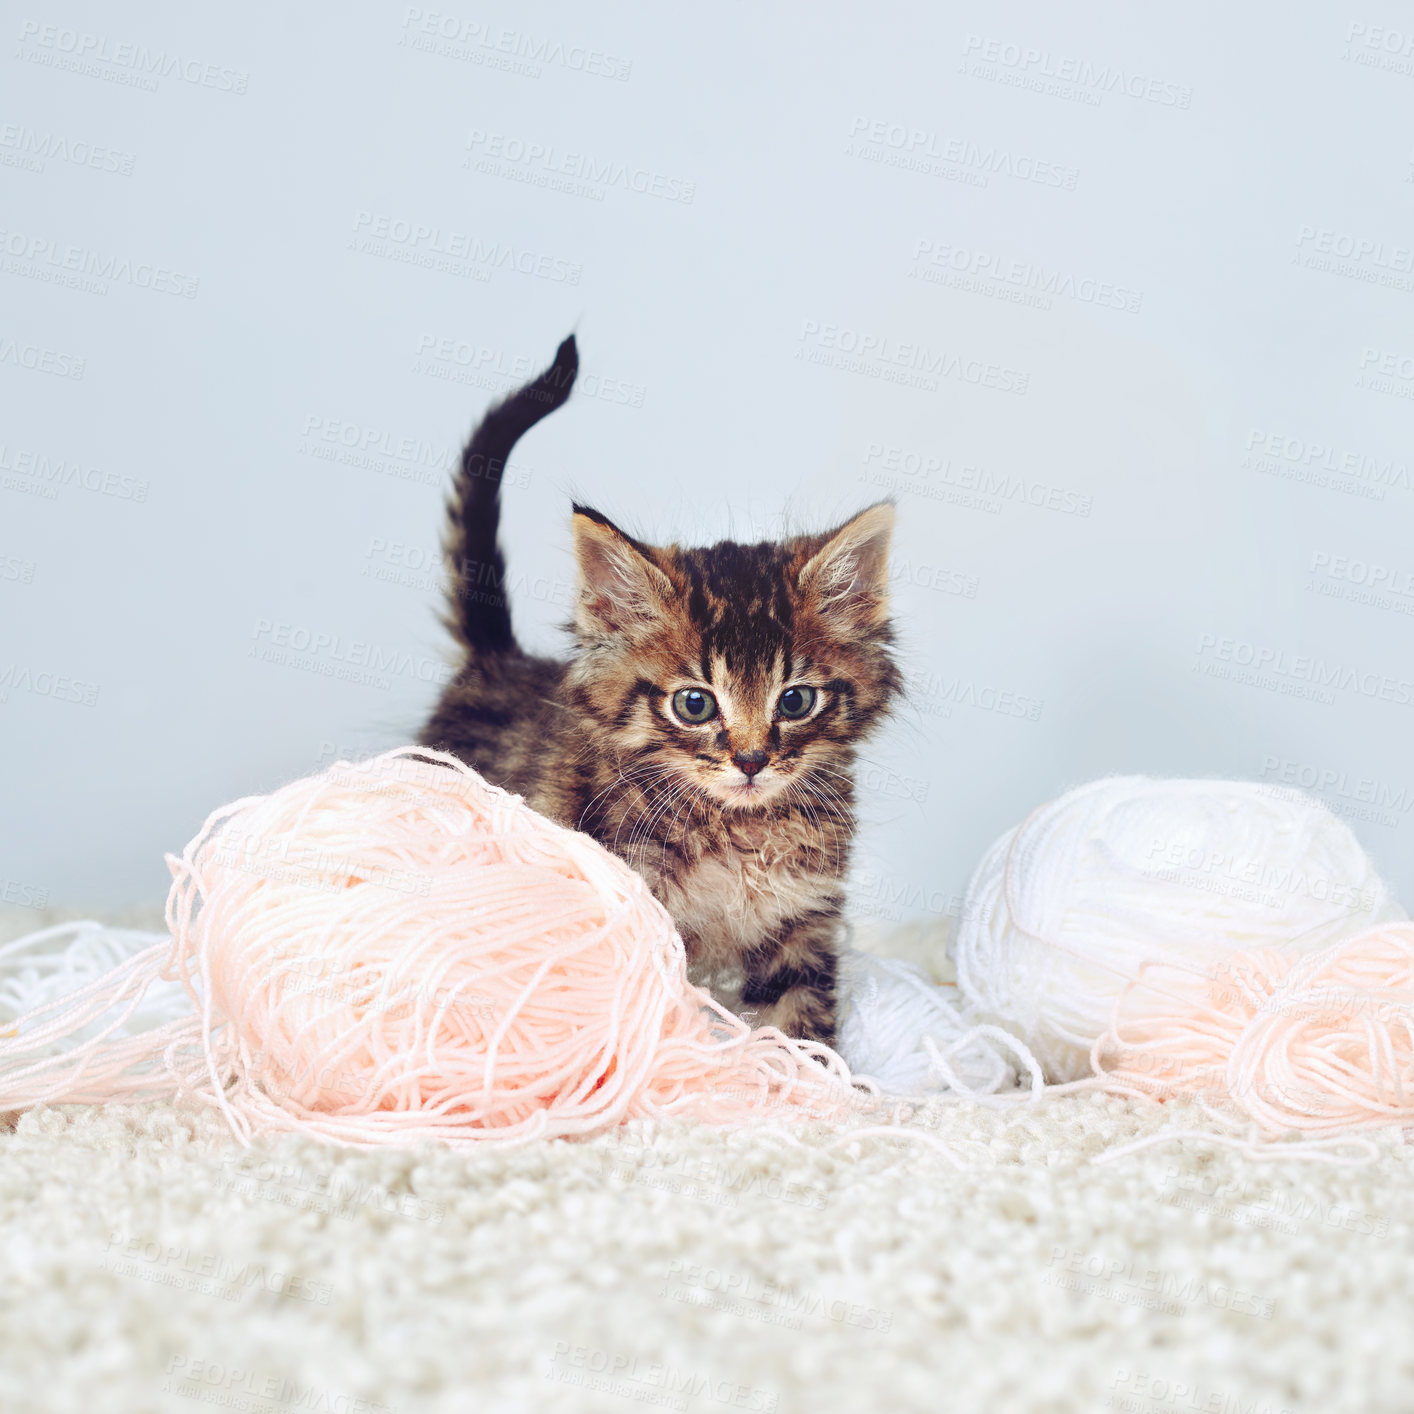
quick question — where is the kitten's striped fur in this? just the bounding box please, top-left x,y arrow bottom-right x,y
419,335 -> 901,1042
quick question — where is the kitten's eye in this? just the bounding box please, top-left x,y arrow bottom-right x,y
777,686 -> 817,720
671,688 -> 718,724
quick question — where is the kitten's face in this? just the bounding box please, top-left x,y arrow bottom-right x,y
565,505 -> 900,813
661,648 -> 822,809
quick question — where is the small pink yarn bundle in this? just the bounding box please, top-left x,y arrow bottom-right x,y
0,749 -> 854,1147
1092,923 -> 1414,1139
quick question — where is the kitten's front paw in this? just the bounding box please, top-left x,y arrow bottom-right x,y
745,993 -> 836,1049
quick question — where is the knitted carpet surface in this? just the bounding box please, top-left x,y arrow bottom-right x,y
1,910 -> 1411,1414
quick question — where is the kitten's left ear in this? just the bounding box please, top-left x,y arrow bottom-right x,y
798,502 -> 895,630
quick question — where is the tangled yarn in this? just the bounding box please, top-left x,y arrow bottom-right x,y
835,948 -> 1018,1097
5,765 -> 1411,1153
953,777 -> 1404,1083
0,921 -> 190,1041
0,750 -> 855,1147
1094,922 -> 1414,1139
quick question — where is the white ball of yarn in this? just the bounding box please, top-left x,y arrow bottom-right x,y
952,776 -> 1405,1082
834,949 -> 1015,1096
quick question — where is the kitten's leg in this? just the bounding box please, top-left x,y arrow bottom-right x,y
740,914 -> 839,1045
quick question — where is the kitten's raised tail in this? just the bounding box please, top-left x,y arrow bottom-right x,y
440,333 -> 578,655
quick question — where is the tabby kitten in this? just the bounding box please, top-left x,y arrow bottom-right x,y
419,335 -> 901,1042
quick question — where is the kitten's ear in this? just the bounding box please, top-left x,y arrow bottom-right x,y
798,502 -> 895,631
571,506 -> 675,639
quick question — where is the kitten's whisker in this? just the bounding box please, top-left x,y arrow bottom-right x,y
792,763 -> 858,811
783,768 -> 853,815
781,783 -> 831,872
782,778 -> 851,876
611,782 -> 668,860
579,759 -> 671,836
657,790 -> 698,875
801,779 -> 855,832
622,778 -> 694,869
640,772 -> 702,852
611,763 -> 692,862
578,764 -> 654,824
792,758 -> 856,787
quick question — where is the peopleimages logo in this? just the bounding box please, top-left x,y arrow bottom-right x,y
15,19 -> 249,94
0,333 -> 85,378
399,7 -> 631,81
845,115 -> 1079,190
1308,550 -> 1414,598
1295,225 -> 1412,270
1342,21 -> 1414,76
959,35 -> 1193,108
1293,225 -> 1414,293
349,211 -> 582,284
546,1344 -> 778,1412
1108,1368 -> 1291,1414
1143,837 -> 1380,913
910,239 -> 1143,312
0,226 -> 199,297
464,130 -> 695,203
1258,754 -> 1413,827
1306,548 -> 1414,622
1241,427 -> 1409,499
299,416 -> 457,490
248,620 -> 454,692
163,1355 -> 400,1414
1044,1247 -> 1276,1320
1356,346 -> 1414,404
1,879 -> 50,908
797,321 -> 1029,396
0,122 -> 136,176
0,663 -> 100,707
912,667 -> 1044,721
862,443 -> 1093,517
0,444 -> 149,501
1194,633 -> 1414,707
411,334 -> 646,407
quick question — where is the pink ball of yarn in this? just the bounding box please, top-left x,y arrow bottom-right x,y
0,750 -> 852,1146
1094,922 -> 1414,1139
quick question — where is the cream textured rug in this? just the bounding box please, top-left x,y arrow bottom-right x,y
1,908 -> 1411,1414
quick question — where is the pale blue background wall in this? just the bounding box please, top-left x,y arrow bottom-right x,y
3,2 -> 1412,913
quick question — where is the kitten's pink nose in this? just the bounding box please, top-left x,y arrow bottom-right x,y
733,751 -> 768,778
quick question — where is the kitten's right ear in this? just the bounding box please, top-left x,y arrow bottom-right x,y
798,501 -> 895,632
571,506 -> 674,640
